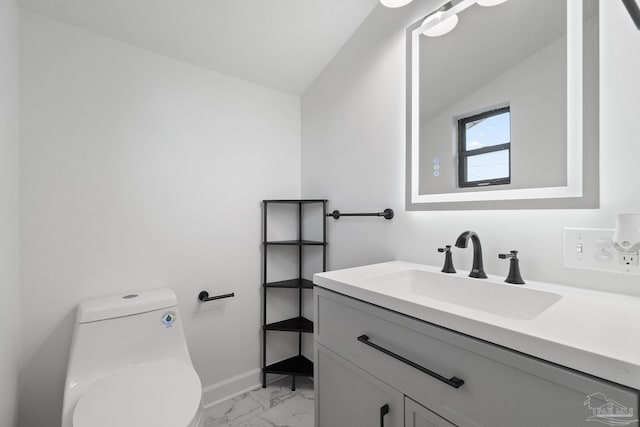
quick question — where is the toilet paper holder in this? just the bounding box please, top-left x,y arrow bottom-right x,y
198,291 -> 235,302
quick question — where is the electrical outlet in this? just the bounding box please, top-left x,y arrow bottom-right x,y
619,252 -> 640,266
564,228 -> 640,275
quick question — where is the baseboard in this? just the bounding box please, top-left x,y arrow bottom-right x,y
201,369 -> 287,409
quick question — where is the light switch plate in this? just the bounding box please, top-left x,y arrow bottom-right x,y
564,227 -> 640,275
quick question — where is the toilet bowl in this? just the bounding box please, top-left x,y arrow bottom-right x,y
61,289 -> 203,427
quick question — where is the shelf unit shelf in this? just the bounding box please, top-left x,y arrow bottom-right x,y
264,199 -> 327,204
264,240 -> 326,246
264,355 -> 314,377
263,278 -> 314,289
264,316 -> 314,333
262,199 -> 327,391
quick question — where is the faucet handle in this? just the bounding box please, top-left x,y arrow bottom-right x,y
438,245 -> 456,273
498,250 -> 525,285
498,250 -> 519,260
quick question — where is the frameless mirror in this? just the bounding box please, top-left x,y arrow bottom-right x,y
406,0 -> 599,210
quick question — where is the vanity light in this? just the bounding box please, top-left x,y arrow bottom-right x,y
422,11 -> 459,37
380,0 -> 414,8
476,0 -> 509,6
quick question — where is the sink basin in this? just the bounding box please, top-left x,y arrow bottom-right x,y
363,270 -> 562,320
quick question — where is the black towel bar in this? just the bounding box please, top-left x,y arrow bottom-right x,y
198,291 -> 235,302
327,208 -> 394,220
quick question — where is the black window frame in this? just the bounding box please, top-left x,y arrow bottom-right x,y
457,106 -> 511,188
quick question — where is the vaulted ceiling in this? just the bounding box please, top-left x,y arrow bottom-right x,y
18,0 -> 379,95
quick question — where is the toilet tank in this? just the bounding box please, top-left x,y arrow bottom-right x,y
62,289 -> 194,426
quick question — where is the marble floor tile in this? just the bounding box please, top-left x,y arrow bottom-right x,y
203,377 -> 314,427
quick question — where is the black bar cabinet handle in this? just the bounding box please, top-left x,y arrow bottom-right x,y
357,335 -> 464,389
380,404 -> 390,427
198,291 -> 235,302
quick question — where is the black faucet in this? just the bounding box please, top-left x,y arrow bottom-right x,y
498,250 -> 525,285
437,245 -> 456,273
455,231 -> 487,279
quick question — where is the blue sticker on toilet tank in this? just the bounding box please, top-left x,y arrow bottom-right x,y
161,312 -> 176,327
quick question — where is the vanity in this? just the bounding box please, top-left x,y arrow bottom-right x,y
313,261 -> 640,427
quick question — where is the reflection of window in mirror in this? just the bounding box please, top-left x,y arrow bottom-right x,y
457,106 -> 511,188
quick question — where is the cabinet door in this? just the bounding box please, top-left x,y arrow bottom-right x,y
315,343 -> 404,427
405,397 -> 457,427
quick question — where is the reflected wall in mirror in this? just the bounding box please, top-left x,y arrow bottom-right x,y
406,0 -> 599,210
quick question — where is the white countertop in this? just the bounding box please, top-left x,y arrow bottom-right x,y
314,261 -> 640,390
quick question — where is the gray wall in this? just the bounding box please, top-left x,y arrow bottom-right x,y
302,1 -> 640,295
0,0 -> 20,426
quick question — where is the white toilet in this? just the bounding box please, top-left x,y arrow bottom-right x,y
61,289 -> 203,427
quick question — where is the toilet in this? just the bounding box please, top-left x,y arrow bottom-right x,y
61,289 -> 203,427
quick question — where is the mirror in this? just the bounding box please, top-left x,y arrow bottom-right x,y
406,0 -> 599,210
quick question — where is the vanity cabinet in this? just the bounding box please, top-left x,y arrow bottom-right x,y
314,287 -> 639,427
405,397 -> 457,427
315,344 -> 403,427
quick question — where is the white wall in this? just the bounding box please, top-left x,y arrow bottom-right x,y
0,0 -> 20,426
302,2 -> 640,295
19,12 -> 301,426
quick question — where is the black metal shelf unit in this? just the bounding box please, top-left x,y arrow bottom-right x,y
262,199 -> 327,391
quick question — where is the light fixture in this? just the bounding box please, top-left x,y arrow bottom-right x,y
380,0 -> 414,8
422,11 -> 459,37
476,0 -> 509,6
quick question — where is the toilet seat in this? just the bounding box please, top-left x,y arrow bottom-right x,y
73,359 -> 202,427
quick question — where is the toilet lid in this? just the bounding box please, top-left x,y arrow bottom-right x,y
73,359 -> 201,427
